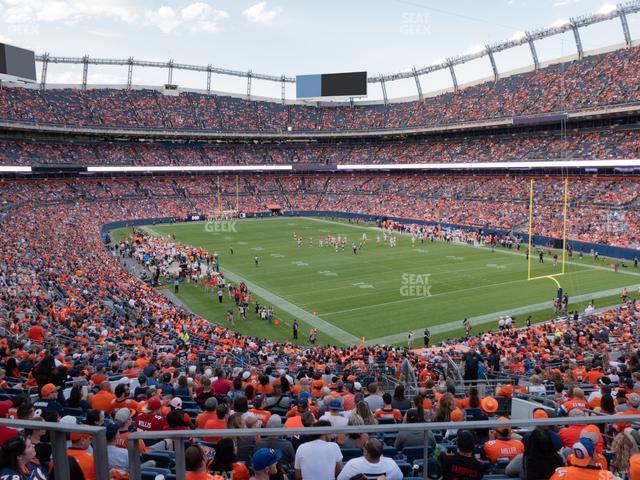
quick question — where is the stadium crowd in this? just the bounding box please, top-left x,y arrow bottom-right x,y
1,174 -> 638,249
1,46 -> 640,133
1,127 -> 639,166
0,174 -> 640,479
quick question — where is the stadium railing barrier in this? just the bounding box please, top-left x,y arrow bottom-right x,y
0,418 -> 109,480
126,414 -> 640,480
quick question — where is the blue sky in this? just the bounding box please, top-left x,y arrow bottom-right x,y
1,0 -> 638,100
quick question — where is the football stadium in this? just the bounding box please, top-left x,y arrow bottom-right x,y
1,1 -> 640,479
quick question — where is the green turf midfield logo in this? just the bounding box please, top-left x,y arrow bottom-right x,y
400,273 -> 432,297
204,220 -> 237,233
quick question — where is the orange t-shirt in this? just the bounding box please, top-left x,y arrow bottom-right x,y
248,408 -> 272,427
203,418 -> 227,442
91,390 -> 116,413
68,448 -> 95,480
629,453 -> 640,480
196,411 -> 218,430
550,466 -> 614,480
284,415 -> 304,428
28,325 -> 45,343
483,439 -> 524,463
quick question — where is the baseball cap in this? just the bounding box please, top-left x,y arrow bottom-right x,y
242,371 -> 251,380
147,396 -> 162,411
299,392 -> 311,401
533,409 -> 549,419
70,432 -> 92,442
481,397 -> 498,414
138,375 -> 147,384
115,408 -> 134,423
162,372 -> 172,382
571,438 -> 595,467
329,399 -> 342,411
40,383 -> 58,397
252,448 -> 282,471
579,427 -> 599,446
170,397 -> 183,409
353,382 -> 362,391
450,409 -> 464,422
629,393 -> 640,407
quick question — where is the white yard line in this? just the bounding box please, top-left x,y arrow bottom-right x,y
219,268 -> 360,345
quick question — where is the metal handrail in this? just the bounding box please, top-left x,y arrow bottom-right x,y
0,419 -> 108,480
127,413 -> 640,480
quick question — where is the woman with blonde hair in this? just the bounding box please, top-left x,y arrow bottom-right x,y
355,400 -> 377,425
610,428 -> 639,477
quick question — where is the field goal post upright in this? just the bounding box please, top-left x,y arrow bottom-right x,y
527,176 -> 569,287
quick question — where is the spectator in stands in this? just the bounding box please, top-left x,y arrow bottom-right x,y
0,434 -> 43,480
209,437 -> 250,480
506,427 -> 564,478
90,382 -> 115,414
391,384 -> 411,411
483,417 -> 525,463
203,404 -> 228,443
135,396 -> 167,432
33,383 -> 63,416
340,415 -> 368,449
252,448 -> 282,480
373,393 -> 403,423
196,397 -> 218,429
106,422 -> 129,473
354,401 -> 376,426
294,420 -> 343,480
67,431 -> 95,480
439,430 -> 485,480
363,383 -> 384,412
337,438 -> 402,480
255,415 -> 295,467
319,399 -> 348,427
65,385 -> 90,413
84,410 -> 104,428
394,409 -> 435,450
551,438 -> 615,480
610,428 -> 640,477
185,444 -> 217,480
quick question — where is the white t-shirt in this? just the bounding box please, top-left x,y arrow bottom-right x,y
320,412 -> 349,427
295,439 -> 342,480
337,456 -> 403,480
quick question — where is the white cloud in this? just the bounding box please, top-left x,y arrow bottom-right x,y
553,0 -> 581,7
145,6 -> 181,34
243,2 -> 281,24
509,30 -> 527,41
0,33 -> 13,44
181,3 -> 228,33
145,3 -> 229,34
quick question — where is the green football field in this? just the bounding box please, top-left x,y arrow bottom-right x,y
114,217 -> 640,347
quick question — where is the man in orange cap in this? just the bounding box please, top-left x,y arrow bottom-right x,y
483,417 -> 524,463
33,383 -> 63,415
